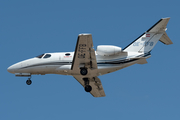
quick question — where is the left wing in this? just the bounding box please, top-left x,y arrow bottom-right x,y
73,76 -> 106,97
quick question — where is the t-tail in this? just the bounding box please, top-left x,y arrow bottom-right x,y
123,18 -> 173,53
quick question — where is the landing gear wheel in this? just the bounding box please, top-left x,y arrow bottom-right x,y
80,68 -> 88,75
26,79 -> 32,85
84,85 -> 92,92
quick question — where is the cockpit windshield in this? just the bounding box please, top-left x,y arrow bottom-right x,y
36,54 -> 51,59
36,54 -> 44,58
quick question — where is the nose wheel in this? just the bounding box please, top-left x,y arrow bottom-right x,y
26,78 -> 32,85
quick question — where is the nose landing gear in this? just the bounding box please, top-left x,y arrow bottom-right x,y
26,77 -> 32,85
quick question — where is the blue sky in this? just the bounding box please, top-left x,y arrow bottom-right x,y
1,0 -> 180,120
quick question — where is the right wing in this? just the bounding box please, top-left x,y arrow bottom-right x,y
73,76 -> 106,97
71,34 -> 97,73
71,34 -> 105,97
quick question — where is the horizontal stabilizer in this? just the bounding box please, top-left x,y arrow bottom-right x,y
137,58 -> 148,64
147,18 -> 170,33
159,32 -> 173,45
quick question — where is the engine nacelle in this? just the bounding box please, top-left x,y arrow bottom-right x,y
96,45 -> 122,56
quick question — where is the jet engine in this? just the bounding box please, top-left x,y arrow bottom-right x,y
96,45 -> 122,56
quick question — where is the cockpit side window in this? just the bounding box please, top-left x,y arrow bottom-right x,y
43,54 -> 51,58
36,54 -> 44,58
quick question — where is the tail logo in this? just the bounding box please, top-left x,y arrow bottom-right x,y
133,41 -> 154,46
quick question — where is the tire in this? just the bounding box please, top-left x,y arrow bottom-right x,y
26,80 -> 32,85
84,85 -> 92,92
80,68 -> 88,75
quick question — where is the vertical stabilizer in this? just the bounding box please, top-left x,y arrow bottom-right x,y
123,18 -> 172,53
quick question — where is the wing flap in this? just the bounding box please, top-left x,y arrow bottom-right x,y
89,77 -> 105,97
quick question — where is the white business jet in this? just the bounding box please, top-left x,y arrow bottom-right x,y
7,18 -> 173,97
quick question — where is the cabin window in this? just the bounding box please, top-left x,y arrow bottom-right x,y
65,53 -> 70,56
43,54 -> 51,58
36,54 -> 44,58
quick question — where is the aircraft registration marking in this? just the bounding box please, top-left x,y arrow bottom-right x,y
78,44 -> 86,58
133,42 -> 154,46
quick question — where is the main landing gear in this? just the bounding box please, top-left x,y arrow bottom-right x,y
80,68 -> 88,76
26,77 -> 32,85
80,68 -> 91,92
83,78 -> 92,92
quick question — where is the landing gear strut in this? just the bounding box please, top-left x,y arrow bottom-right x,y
83,78 -> 92,92
26,77 -> 32,85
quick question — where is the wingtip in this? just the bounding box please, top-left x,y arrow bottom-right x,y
78,33 -> 92,36
162,17 -> 170,20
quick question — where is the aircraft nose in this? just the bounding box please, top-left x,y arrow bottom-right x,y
7,62 -> 21,73
7,65 -> 14,73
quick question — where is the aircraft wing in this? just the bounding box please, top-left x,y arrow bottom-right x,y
73,76 -> 106,97
71,34 -> 97,73
71,34 -> 105,97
